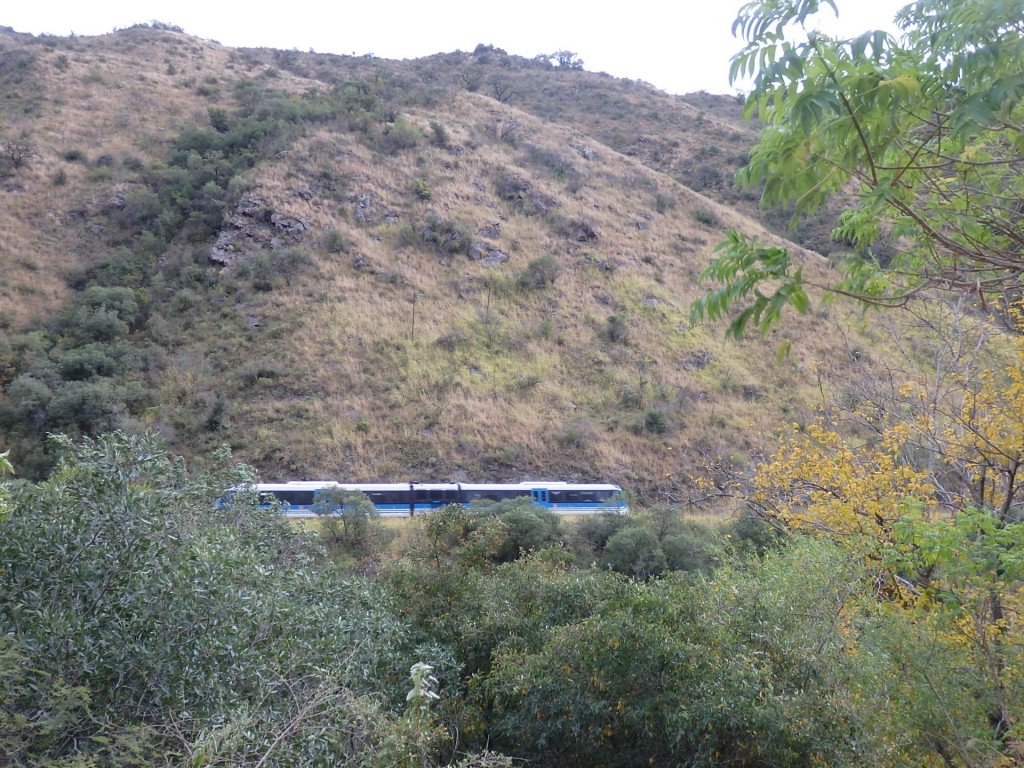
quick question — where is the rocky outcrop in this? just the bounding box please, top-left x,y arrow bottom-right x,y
496,172 -> 557,216
468,241 -> 510,266
209,195 -> 310,267
354,194 -> 399,225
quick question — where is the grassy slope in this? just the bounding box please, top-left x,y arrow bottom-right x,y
0,26 -> 903,502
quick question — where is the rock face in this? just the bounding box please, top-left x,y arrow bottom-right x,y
496,173 -> 557,216
354,194 -> 398,225
477,221 -> 502,239
468,241 -> 510,266
209,195 -> 310,267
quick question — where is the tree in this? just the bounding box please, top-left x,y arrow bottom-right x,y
691,0 -> 1024,337
541,50 -> 584,70
727,299 -> 1024,758
481,540 -> 885,768
312,486 -> 388,558
490,80 -> 517,104
468,496 -> 564,563
0,139 -> 37,169
0,432 -> 442,766
601,526 -> 667,579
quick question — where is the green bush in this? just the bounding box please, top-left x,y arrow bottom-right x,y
410,177 -> 432,200
247,248 -> 312,291
573,512 -> 630,555
416,214 -> 471,256
0,432 -> 428,766
378,116 -> 421,154
662,522 -> 719,572
429,120 -> 449,148
516,254 -> 561,290
603,314 -> 628,343
394,222 -> 421,249
45,379 -> 127,433
480,539 -> 882,767
694,208 -> 720,227
312,487 -> 392,558
642,408 -> 667,434
115,187 -> 162,228
323,228 -> 350,253
55,343 -> 133,380
602,526 -> 667,579
466,497 -> 564,563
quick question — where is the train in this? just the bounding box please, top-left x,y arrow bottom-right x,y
236,481 -> 628,517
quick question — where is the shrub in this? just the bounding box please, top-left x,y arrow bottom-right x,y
46,379 -> 127,433
694,208 -> 720,227
603,314 -> 628,343
602,526 -> 667,579
394,223 -> 420,249
0,432 -> 425,765
555,420 -> 594,450
115,186 -> 162,228
323,228 -> 350,253
313,488 -> 391,559
643,409 -> 667,434
471,497 -> 564,564
207,106 -> 230,132
654,192 -> 675,213
516,254 -> 561,291
429,120 -> 449,148
662,522 -> 719,572
55,344 -> 130,381
524,144 -> 578,182
378,116 -> 421,154
410,177 -> 432,200
574,512 -> 630,554
418,214 -> 470,256
728,514 -> 785,555
248,248 -> 311,291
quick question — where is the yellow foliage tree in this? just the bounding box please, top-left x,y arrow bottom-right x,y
748,422 -> 935,542
738,312 -> 1024,754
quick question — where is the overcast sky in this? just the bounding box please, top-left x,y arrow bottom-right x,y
5,0 -> 908,95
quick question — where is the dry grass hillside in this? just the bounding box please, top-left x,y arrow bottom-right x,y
0,25 -> 915,501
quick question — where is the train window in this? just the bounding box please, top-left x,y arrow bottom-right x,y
265,490 -> 315,506
493,490 -> 525,501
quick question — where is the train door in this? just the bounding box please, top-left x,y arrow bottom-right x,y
531,488 -> 550,507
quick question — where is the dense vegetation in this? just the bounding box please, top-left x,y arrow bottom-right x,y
4,422 -> 1022,766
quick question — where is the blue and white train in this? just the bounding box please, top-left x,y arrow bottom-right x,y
243,481 -> 627,517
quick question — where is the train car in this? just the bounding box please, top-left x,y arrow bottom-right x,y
239,481 -> 627,517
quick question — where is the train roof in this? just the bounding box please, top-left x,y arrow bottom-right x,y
252,481 -> 623,492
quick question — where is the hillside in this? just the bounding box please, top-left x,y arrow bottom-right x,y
0,24 -> 888,499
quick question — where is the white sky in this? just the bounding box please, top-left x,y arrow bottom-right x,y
4,1 -> 907,95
